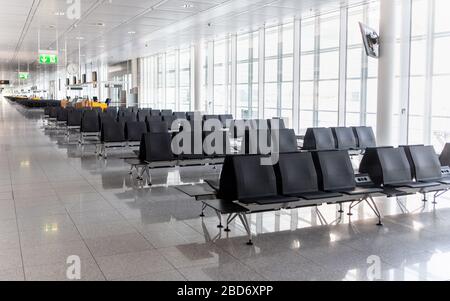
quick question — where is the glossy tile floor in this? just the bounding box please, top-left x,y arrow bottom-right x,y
2,97 -> 450,281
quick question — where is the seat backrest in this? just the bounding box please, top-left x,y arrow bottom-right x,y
361,147 -> 412,186
353,126 -> 377,149
218,155 -> 279,201
161,110 -> 172,116
147,120 -> 169,133
241,129 -> 271,155
313,150 -> 356,192
268,118 -> 286,130
271,129 -> 298,154
99,113 -> 116,125
57,108 -> 68,122
137,110 -> 150,122
203,115 -> 219,121
173,112 -> 186,119
403,145 -> 442,182
219,115 -> 234,127
230,120 -> 252,138
125,121 -> 148,142
332,127 -> 358,150
118,112 -> 137,123
440,143 -> 450,167
275,152 -> 320,195
139,133 -> 174,162
150,109 -> 161,116
303,128 -> 336,151
49,107 -> 59,118
81,111 -> 100,133
101,121 -> 125,143
67,110 -> 82,127
162,115 -> 177,129
106,107 -> 117,117
203,131 -> 231,157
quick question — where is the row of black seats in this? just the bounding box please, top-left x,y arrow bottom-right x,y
303,126 -> 377,151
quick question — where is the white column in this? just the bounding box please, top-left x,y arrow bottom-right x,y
376,0 -> 397,146
292,19 -> 301,134
193,43 -> 203,112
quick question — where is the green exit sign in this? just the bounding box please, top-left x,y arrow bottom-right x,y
18,72 -> 29,80
39,54 -> 58,65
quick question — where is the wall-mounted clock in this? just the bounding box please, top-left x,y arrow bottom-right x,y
67,63 -> 79,76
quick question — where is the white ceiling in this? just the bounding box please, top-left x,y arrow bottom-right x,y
0,0 -> 371,79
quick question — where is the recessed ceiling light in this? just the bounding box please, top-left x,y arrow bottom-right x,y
128,31 -> 136,34
182,3 -> 194,8
76,37 -> 85,40
54,11 -> 65,16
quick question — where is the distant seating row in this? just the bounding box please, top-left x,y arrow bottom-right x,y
303,126 -> 377,151
177,145 -> 450,245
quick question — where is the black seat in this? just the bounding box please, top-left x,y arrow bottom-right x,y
99,113 -> 116,126
147,120 -> 169,133
161,110 -> 173,116
353,126 -> 377,149
203,115 -> 220,122
125,121 -> 148,142
203,131 -> 231,158
313,150 -> 383,195
118,112 -> 137,123
146,115 -> 162,123
150,109 -> 161,116
139,133 -> 174,162
219,115 -> 233,128
163,115 -> 177,130
218,155 -> 298,205
272,129 -> 298,153
172,131 -> 205,160
173,112 -> 186,119
332,127 -> 358,150
56,108 -> 68,123
186,112 -> 197,121
241,129 -> 271,155
49,107 -> 59,119
105,107 -> 118,118
230,120 -> 252,138
440,143 -> 450,167
137,110 -> 150,122
101,121 -> 125,143
361,147 -> 439,189
303,128 -> 336,151
81,111 -> 100,133
268,118 -> 286,130
67,110 -> 82,127
403,145 -> 443,184
275,152 -> 343,200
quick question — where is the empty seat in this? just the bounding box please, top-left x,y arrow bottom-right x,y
360,147 -> 438,189
440,143 -> 450,167
241,129 -> 271,155
105,107 -> 118,118
230,120 -> 253,138
251,119 -> 269,130
137,110 -> 150,122
173,112 -> 186,119
303,128 -> 336,151
353,126 -> 377,149
268,118 -> 286,130
99,113 -> 116,126
403,145 -> 442,182
313,150 -> 383,195
218,155 -> 298,205
275,152 -> 342,200
56,108 -> 68,123
101,121 -> 126,143
150,109 -> 161,116
173,131 -> 204,160
146,115 -> 162,123
118,112 -> 137,123
49,107 -> 59,119
67,110 -> 82,127
162,115 -> 177,130
81,111 -> 100,133
203,115 -> 220,122
186,112 -> 197,120
272,129 -> 298,153
219,114 -> 233,127
161,110 -> 173,116
332,127 -> 358,150
203,131 -> 231,158
147,120 -> 169,133
125,121 -> 148,142
139,133 -> 174,162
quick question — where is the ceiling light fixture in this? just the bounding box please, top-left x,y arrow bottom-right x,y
182,3 -> 194,8
128,31 -> 136,34
76,37 -> 85,40
54,11 -> 65,16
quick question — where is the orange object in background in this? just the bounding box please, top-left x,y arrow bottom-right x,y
74,100 -> 107,111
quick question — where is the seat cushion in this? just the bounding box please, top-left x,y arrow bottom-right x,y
290,191 -> 343,200
388,182 -> 440,189
342,187 -> 383,196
